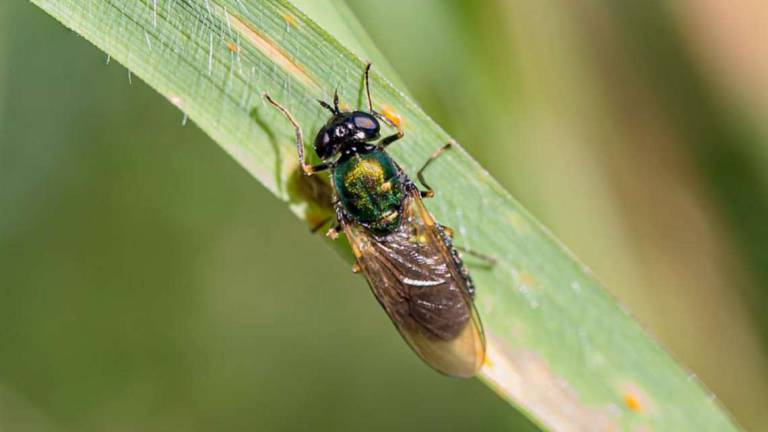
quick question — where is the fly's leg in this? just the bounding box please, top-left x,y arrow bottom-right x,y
363,63 -> 404,149
314,220 -> 354,270
326,223 -> 342,240
264,93 -> 333,175
310,197 -> 341,234
441,224 -> 496,268
417,141 -> 453,198
326,204 -> 350,241
438,224 -> 476,297
310,217 -> 332,233
454,245 -> 497,267
330,207 -> 361,274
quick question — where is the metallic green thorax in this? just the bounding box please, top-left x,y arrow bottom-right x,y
333,150 -> 404,234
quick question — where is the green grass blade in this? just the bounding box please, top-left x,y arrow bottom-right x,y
29,0 -> 739,430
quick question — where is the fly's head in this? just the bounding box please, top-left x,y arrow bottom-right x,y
314,97 -> 380,160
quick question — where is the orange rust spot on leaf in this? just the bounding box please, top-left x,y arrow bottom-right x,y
618,382 -> 655,415
519,271 -> 536,287
282,13 -> 297,27
623,393 -> 642,412
380,105 -> 402,127
226,42 -> 239,53
228,14 -> 319,91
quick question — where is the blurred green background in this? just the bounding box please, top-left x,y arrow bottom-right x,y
2,1 -> 768,431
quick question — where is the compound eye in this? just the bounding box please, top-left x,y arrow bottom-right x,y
314,128 -> 334,158
353,113 -> 379,132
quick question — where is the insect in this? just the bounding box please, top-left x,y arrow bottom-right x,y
264,64 -> 486,378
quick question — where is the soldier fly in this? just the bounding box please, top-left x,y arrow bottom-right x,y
264,64 -> 485,378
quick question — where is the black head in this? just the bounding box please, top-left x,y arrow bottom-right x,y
313,96 -> 380,159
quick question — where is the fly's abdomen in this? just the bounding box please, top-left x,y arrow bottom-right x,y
341,189 -> 486,378
333,150 -> 404,233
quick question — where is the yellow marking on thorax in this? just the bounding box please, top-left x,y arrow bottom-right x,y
344,158 -> 385,187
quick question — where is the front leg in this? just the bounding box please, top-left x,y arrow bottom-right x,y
377,117 -> 404,149
264,93 -> 332,176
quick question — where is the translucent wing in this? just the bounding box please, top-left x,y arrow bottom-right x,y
341,189 -> 485,377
